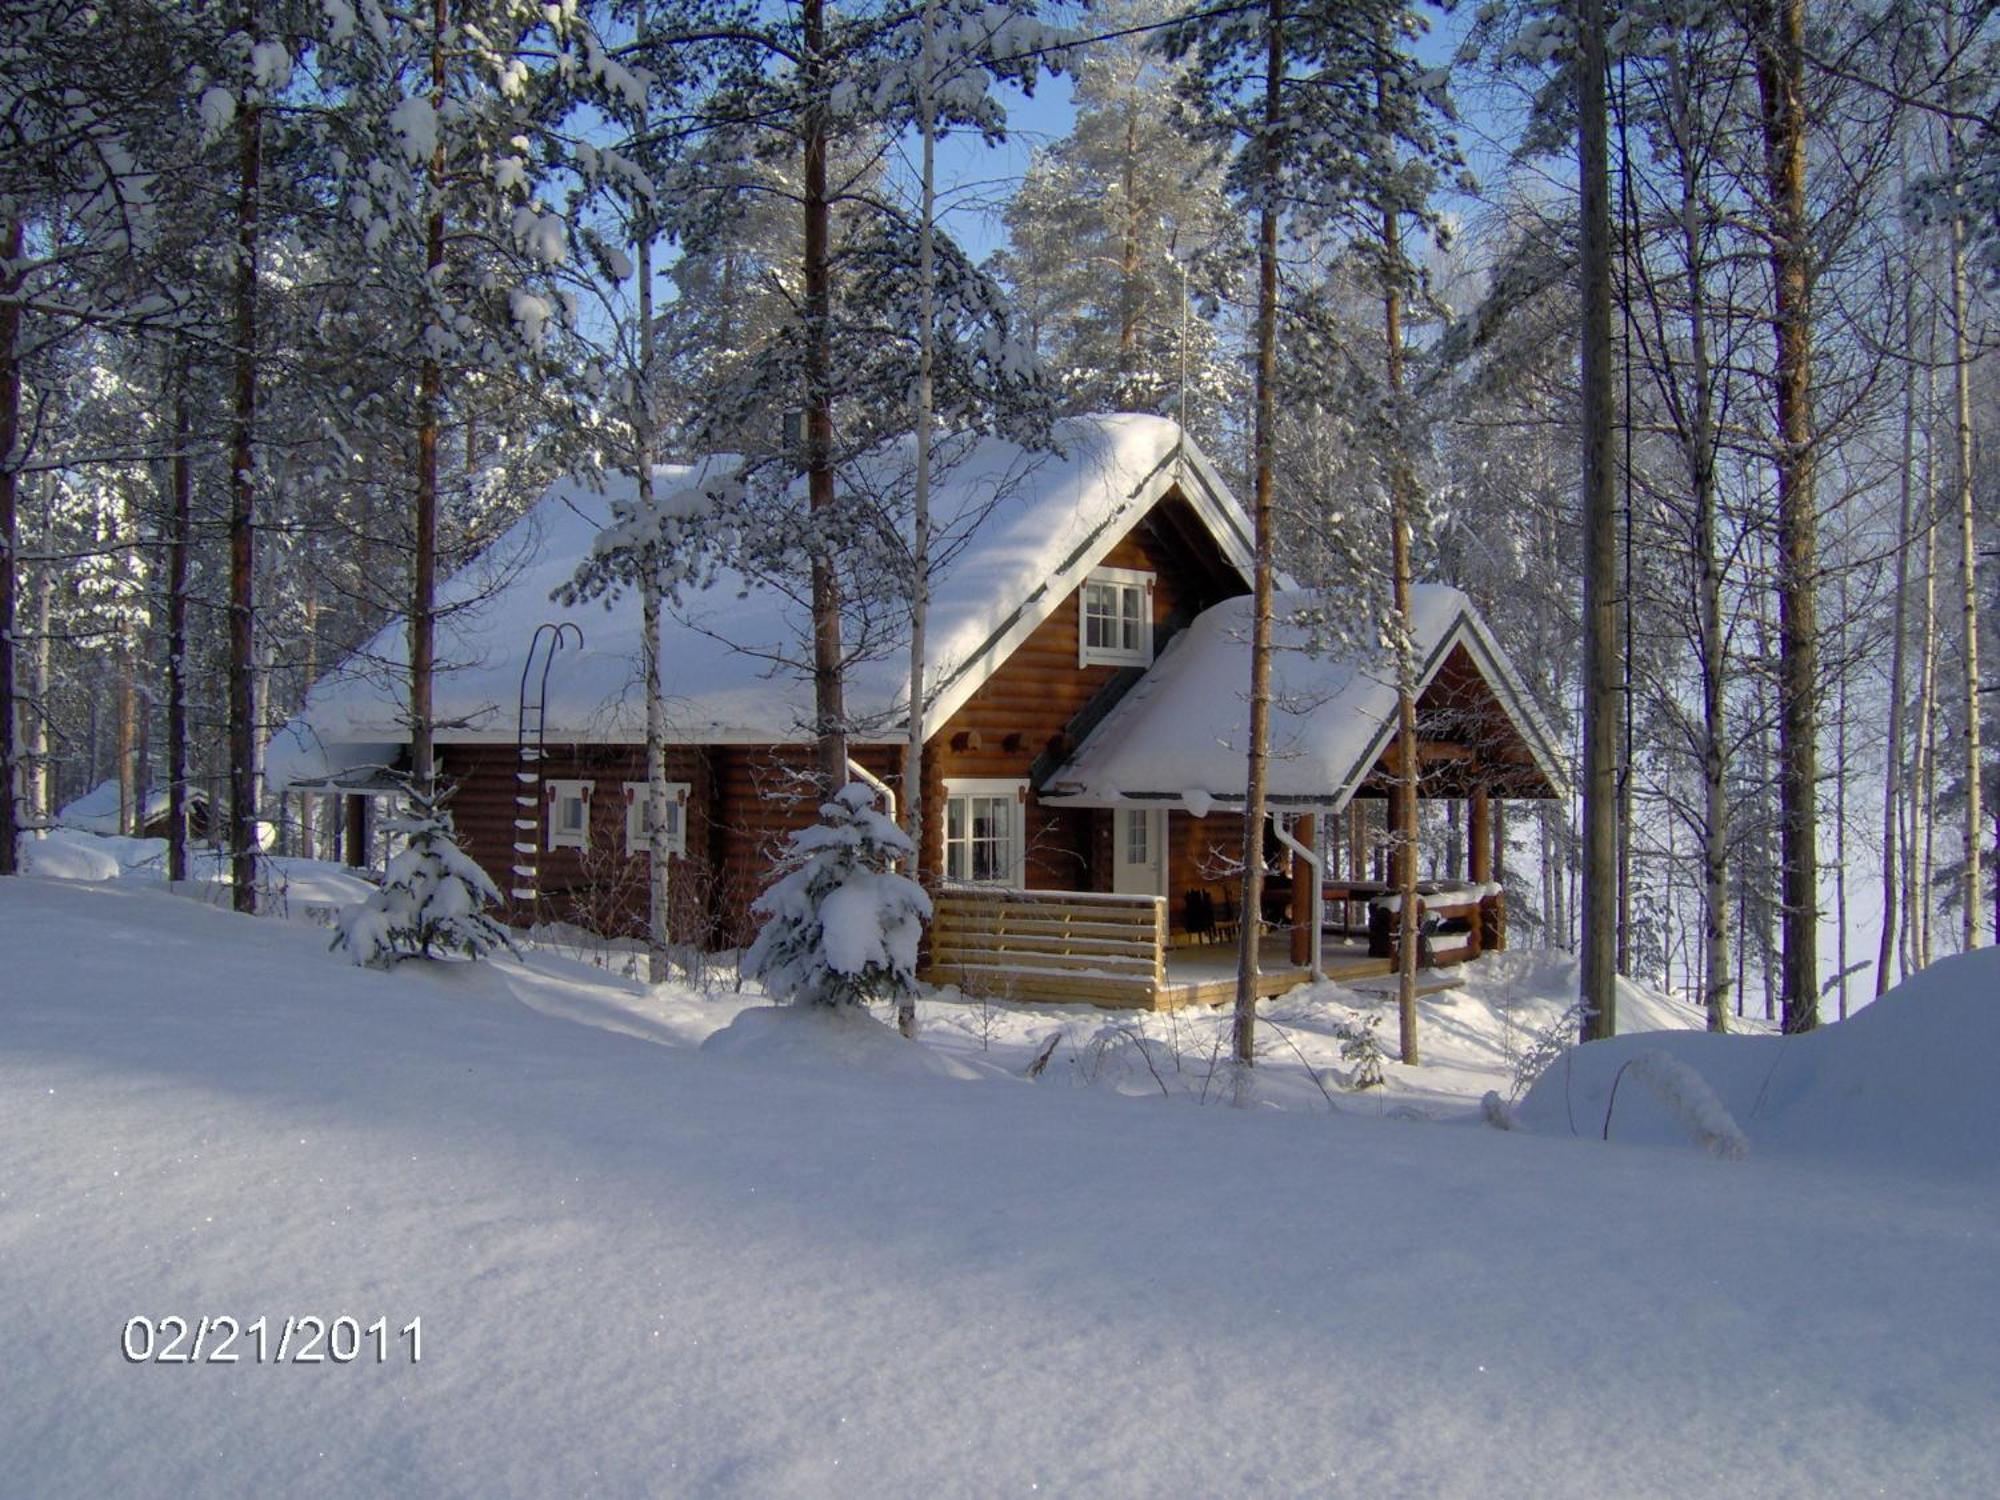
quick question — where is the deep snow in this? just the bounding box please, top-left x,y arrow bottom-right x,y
3,873 -> 1995,1498
1518,944 -> 2000,1178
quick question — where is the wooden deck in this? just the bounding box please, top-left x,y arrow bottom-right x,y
1157,934 -> 1393,1008
924,889 -> 1415,1011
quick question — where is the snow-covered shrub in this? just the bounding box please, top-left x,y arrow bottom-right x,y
333,787 -> 514,967
1602,1051 -> 1750,1160
1333,1010 -> 1386,1089
1509,999 -> 1591,1103
742,783 -> 931,1010
1076,1023 -> 1176,1096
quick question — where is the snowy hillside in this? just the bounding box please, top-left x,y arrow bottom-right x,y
3,875 -> 1995,1497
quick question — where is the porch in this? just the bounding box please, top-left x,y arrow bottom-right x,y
922,882 -> 1504,1012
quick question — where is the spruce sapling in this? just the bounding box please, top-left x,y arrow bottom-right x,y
334,784 -> 515,967
743,783 -> 931,1011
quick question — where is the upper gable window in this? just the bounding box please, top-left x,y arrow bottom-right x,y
1079,567 -> 1154,668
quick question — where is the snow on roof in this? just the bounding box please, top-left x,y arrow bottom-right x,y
56,779 -> 206,835
268,415 -> 1252,789
1042,586 -> 1567,811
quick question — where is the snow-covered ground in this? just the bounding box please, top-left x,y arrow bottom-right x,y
20,826 -> 375,913
4,868 -> 1996,1497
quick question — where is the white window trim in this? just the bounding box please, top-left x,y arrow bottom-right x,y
546,779 -> 595,851
1077,566 -> 1155,669
942,777 -> 1028,888
1122,806 -> 1150,867
623,780 -> 689,858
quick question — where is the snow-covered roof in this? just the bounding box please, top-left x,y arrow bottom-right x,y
268,415 -> 1252,789
56,779 -> 207,835
1041,586 -> 1567,811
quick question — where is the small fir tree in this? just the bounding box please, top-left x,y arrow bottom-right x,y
1333,1009 -> 1387,1090
335,785 -> 514,967
743,783 -> 931,1010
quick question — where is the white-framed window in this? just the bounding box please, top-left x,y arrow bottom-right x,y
1078,566 -> 1154,667
624,781 -> 689,858
1124,807 -> 1150,867
546,779 -> 595,851
943,778 -> 1027,886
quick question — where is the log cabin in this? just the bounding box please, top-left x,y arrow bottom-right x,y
269,414 -> 1565,1007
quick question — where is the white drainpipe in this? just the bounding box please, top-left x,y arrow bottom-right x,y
1269,810 -> 1325,981
845,758 -> 898,826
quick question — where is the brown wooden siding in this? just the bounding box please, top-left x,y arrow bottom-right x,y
704,744 -> 905,946
924,492 -> 1246,896
439,742 -> 717,940
435,484 -> 1246,948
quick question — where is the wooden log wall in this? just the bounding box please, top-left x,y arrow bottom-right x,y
925,493 -> 1248,902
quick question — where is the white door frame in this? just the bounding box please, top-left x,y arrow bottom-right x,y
1112,806 -> 1167,897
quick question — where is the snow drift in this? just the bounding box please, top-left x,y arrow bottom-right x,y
1516,946 -> 2000,1176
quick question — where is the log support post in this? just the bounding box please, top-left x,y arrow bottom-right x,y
344,794 -> 367,868
1468,788 -> 1490,959
1289,811 -> 1317,968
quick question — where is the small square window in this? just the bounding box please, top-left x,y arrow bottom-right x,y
1078,568 -> 1153,667
624,781 -> 689,858
547,780 -> 595,851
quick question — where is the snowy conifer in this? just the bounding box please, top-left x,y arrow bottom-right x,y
990,0 -> 1245,448
334,785 -> 514,967
743,783 -> 931,1010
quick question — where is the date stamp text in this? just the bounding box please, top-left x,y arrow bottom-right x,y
121,1315 -> 422,1365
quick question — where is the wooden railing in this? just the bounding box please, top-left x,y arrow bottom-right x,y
925,886 -> 1167,1007
1348,881 -> 1506,968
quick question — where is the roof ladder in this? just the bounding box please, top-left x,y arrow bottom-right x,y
512,621 -> 583,922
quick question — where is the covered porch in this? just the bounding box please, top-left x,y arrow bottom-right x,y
923,864 -> 1510,1013
921,588 -> 1564,1011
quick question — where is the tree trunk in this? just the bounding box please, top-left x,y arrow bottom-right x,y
118,620 -> 137,836
1915,355 -> 1939,970
1664,39 -> 1730,1031
1578,0 -> 1621,1040
28,478 -> 51,829
802,0 -> 846,796
1231,0 -> 1283,1080
229,23 -> 263,913
168,346 -> 192,882
1835,576 -> 1850,1018
630,8 -> 672,989
1948,117 -> 1983,952
1118,105 -> 1141,369
638,420 -> 671,989
900,0 -> 939,1040
1751,0 -> 1820,1031
643,575 -> 672,982
1878,240 -> 1918,995
1384,187 -> 1421,1066
411,0 -> 447,798
0,216 -> 21,875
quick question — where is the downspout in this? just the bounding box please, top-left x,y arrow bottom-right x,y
846,757 -> 897,827
1270,810 -> 1324,980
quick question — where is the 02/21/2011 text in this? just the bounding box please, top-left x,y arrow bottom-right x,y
120,1315 -> 422,1364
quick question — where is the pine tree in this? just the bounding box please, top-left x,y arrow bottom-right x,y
1162,0 -> 1460,1071
990,0 -> 1246,446
334,783 -> 514,965
742,783 -> 931,1009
